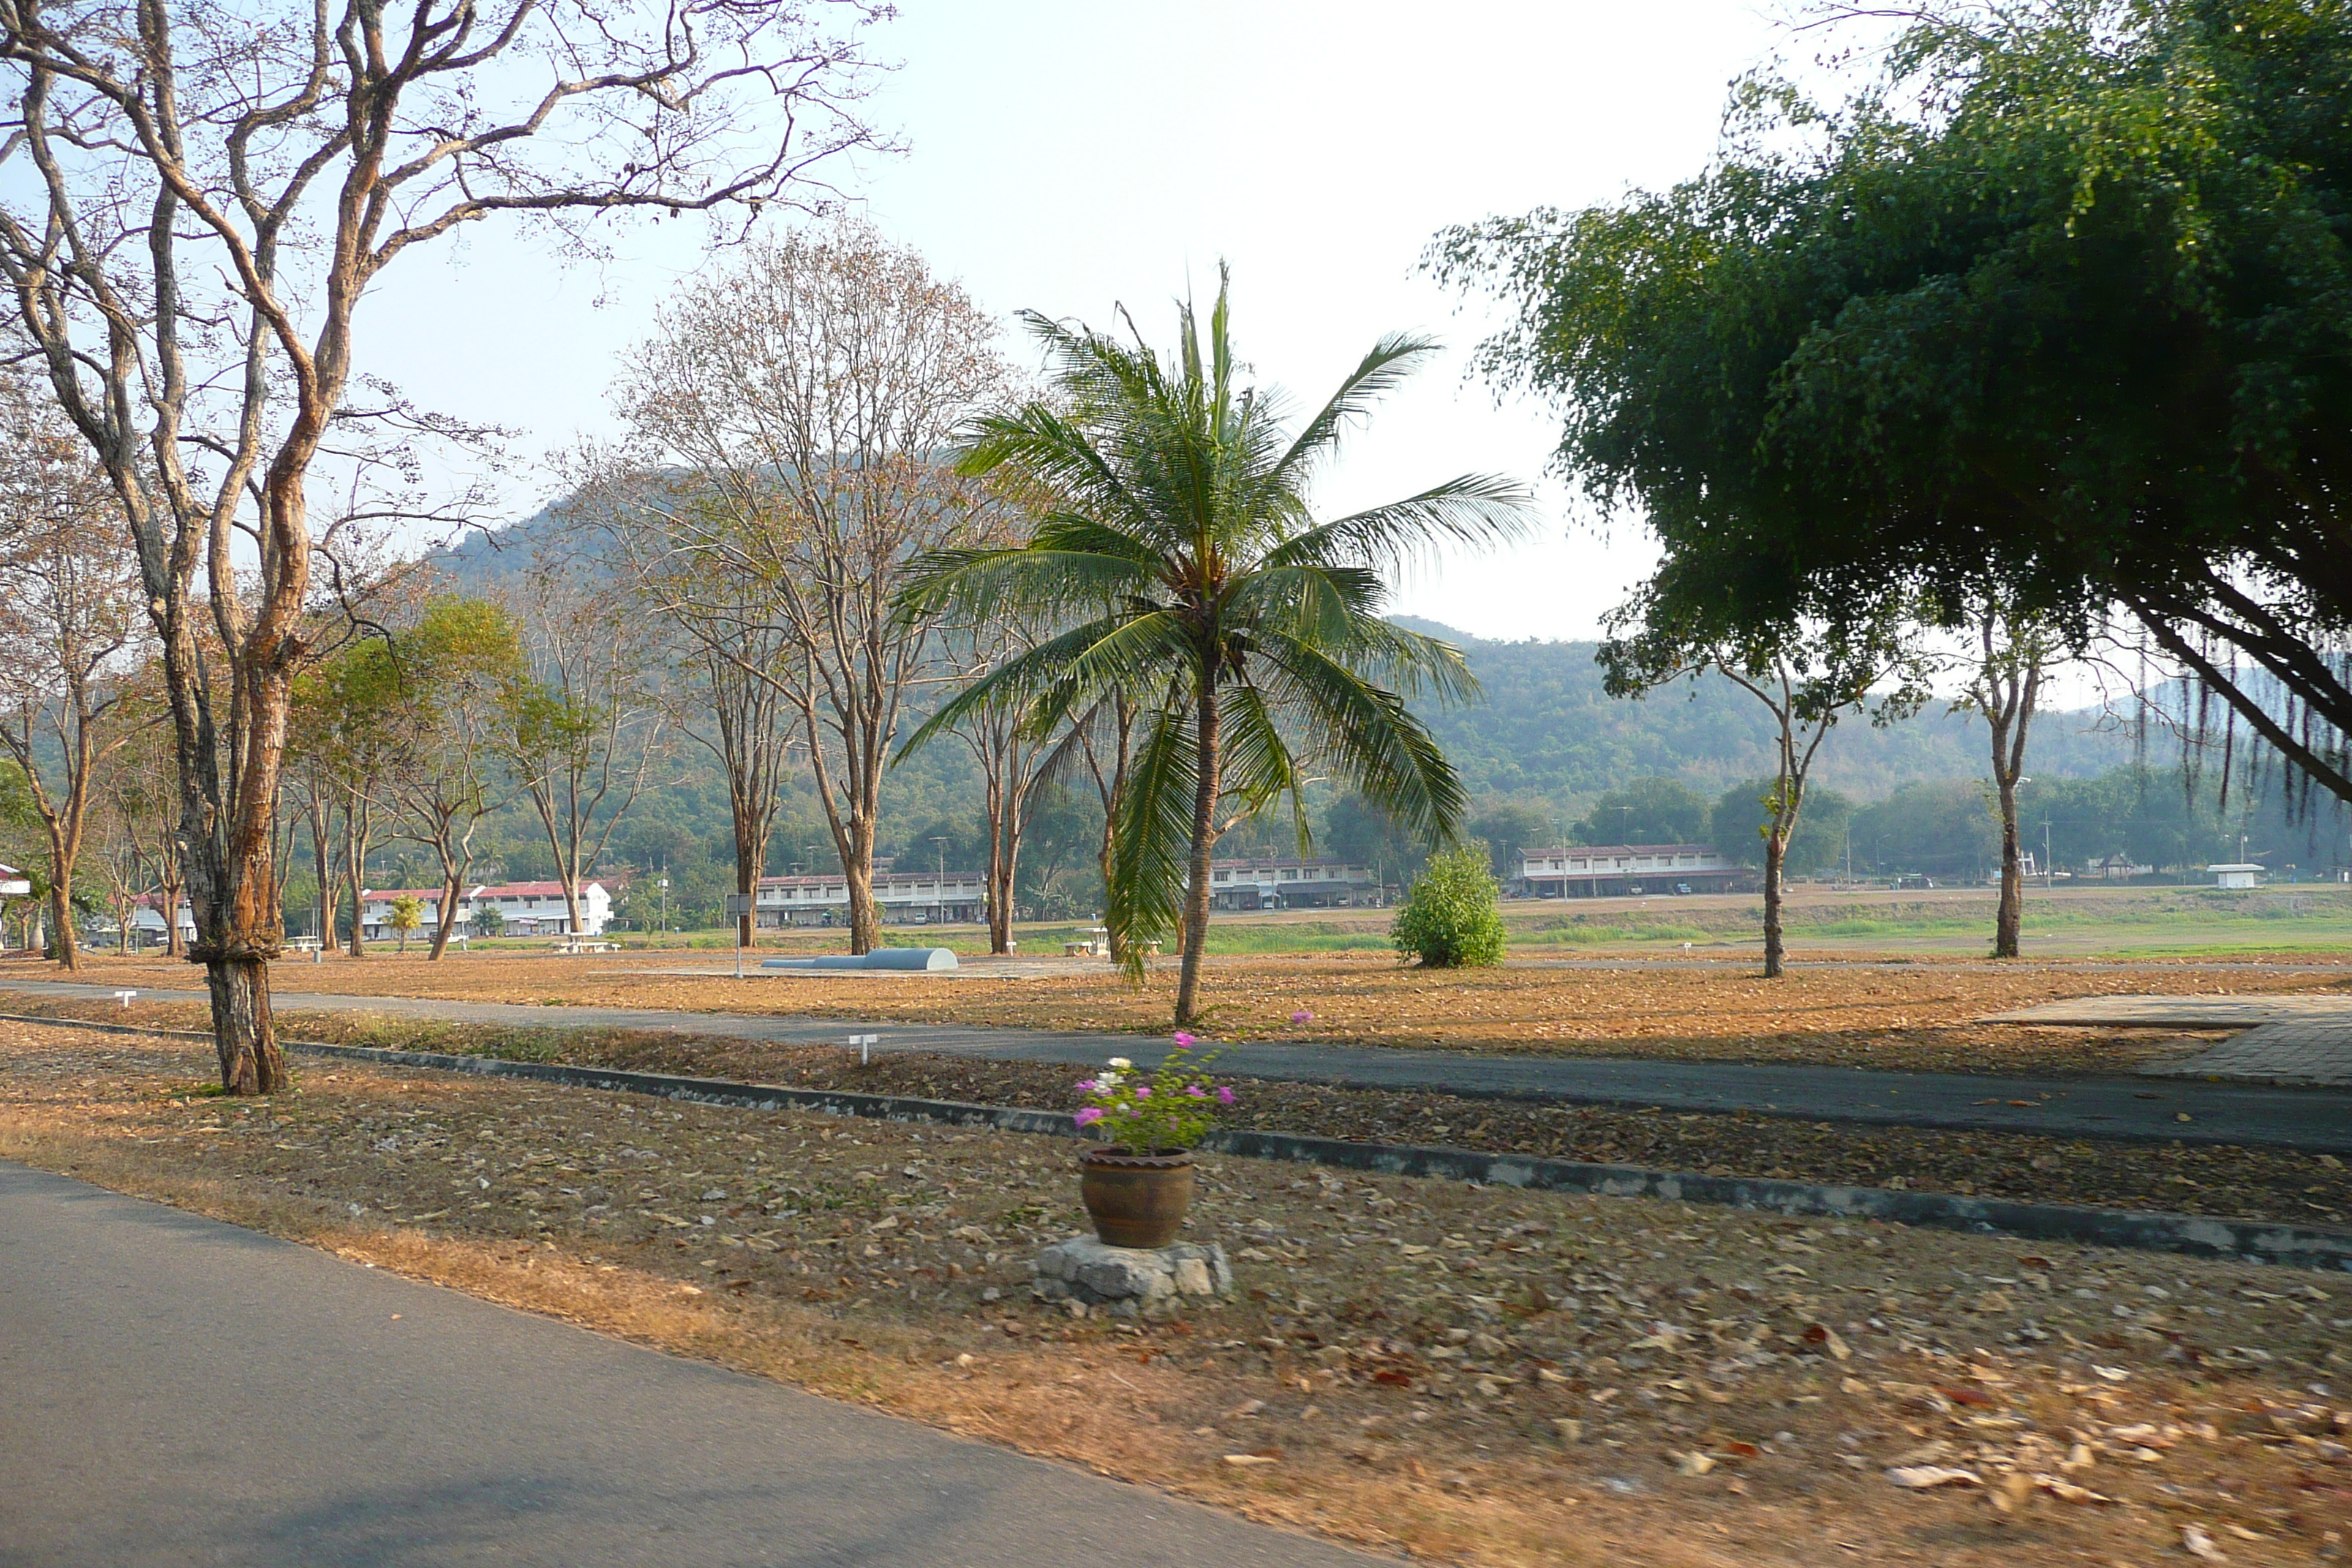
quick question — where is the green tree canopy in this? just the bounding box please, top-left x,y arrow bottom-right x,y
899,269 -> 1531,1022
1572,775 -> 1711,845
1433,0 -> 2352,803
1711,780 -> 1854,876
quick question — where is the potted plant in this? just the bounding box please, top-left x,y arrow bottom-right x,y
1071,1034 -> 1235,1248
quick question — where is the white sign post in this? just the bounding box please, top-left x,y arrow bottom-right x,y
724,892 -> 755,978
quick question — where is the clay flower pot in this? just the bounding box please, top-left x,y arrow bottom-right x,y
1079,1146 -> 1195,1248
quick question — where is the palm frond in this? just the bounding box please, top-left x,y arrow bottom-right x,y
1250,629 -> 1469,845
1257,472 -> 1537,575
1267,331 -> 1444,489
1106,703 -> 1199,978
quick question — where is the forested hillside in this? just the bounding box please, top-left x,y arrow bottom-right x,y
355,523 -> 2224,929
1386,618 -> 2130,802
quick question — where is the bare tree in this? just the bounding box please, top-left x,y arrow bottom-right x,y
930,620 -> 1057,954
0,381 -> 143,968
571,476 -> 798,949
1604,611 -> 1931,978
388,598 -> 524,960
607,220 -> 1017,952
1954,604 -> 2053,961
0,0 -> 889,1091
499,570 -> 666,939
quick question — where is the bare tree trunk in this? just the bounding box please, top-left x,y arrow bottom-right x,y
44,879 -> 76,968
1175,679 -> 1221,1026
160,853 -> 186,960
1762,831 -> 1787,980
844,814 -> 879,952
1994,777 -> 2024,958
206,956 -> 283,1096
341,796 -> 366,958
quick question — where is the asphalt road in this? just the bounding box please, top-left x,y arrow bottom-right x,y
8,978 -> 2352,1153
0,1161 -> 1382,1568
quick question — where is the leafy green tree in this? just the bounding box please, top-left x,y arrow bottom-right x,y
1573,776 -> 1710,847
1324,791 -> 1427,890
1847,781 -> 1997,880
900,269 -> 1531,1023
1433,0 -> 2352,808
388,894 -> 423,954
1391,843 -> 1507,968
1710,780 -> 1853,878
1467,801 -> 1553,879
387,598 -> 527,960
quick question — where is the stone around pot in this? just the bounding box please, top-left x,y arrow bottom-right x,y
1079,1146 -> 1194,1248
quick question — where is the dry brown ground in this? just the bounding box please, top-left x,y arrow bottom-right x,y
4,1019 -> 2348,1567
11,990 -> 2342,1228
18,950 -> 2352,1075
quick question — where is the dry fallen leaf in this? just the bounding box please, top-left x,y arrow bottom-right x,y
1676,1451 -> 1716,1477
1888,1466 -> 1983,1490
2182,1523 -> 2225,1561
1223,1454 -> 1278,1467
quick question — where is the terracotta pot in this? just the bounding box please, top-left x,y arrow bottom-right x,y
1079,1146 -> 1195,1248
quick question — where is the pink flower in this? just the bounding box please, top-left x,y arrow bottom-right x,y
1183,1085 -> 1207,1098
1074,1107 -> 1105,1128
1291,1009 -> 1313,1025
1215,1085 -> 1237,1106
1133,1085 -> 1151,1099
1172,1031 -> 1196,1049
1074,1079 -> 1098,1093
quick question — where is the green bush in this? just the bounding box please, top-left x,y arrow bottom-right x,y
1391,845 -> 1507,968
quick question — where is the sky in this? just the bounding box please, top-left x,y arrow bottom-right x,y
361,0 -> 1806,643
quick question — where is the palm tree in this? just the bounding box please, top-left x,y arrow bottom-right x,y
897,271 -> 1531,1025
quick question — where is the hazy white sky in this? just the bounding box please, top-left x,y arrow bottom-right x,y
363,1 -> 1802,641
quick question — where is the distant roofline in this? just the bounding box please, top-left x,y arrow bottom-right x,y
1518,843 -> 1722,859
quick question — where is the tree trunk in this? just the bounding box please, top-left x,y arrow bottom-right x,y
1762,832 -> 1787,979
162,859 -> 186,958
1994,779 -> 2024,960
1096,827 -> 1123,964
206,955 -> 288,1095
341,803 -> 366,958
427,866 -> 463,960
736,856 -> 758,949
1174,680 -> 1222,1026
45,880 -> 78,970
844,830 -> 878,953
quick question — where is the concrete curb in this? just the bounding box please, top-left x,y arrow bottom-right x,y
9,1009 -> 2349,1273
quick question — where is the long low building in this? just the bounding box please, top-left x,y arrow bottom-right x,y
1208,858 -> 1383,911
358,881 -> 614,940
757,870 -> 985,927
1515,843 -> 1747,897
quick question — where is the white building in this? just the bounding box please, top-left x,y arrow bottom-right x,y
2208,862 -> 2264,890
1515,843 -> 1745,897
1207,858 -> 1382,912
756,870 -> 984,927
358,881 -> 614,940
129,893 -> 197,943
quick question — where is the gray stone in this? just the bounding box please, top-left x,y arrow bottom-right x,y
1029,1236 -> 1234,1307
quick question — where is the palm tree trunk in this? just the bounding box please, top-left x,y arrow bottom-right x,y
1175,680 -> 1221,1026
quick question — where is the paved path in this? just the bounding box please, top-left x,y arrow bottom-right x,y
1986,995 -> 2352,1088
10,979 -> 2352,1154
0,1161 -> 1381,1568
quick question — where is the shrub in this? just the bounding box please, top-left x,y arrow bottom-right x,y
1391,844 -> 1507,968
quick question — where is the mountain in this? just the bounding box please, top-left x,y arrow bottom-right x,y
1388,617 -> 2130,804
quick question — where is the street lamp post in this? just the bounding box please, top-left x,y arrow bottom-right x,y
930,836 -> 950,923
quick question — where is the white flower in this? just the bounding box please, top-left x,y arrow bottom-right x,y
1107,1057 -> 1133,1070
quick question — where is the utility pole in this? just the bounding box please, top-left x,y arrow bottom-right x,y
2043,822 -> 2054,889
930,835 -> 950,924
